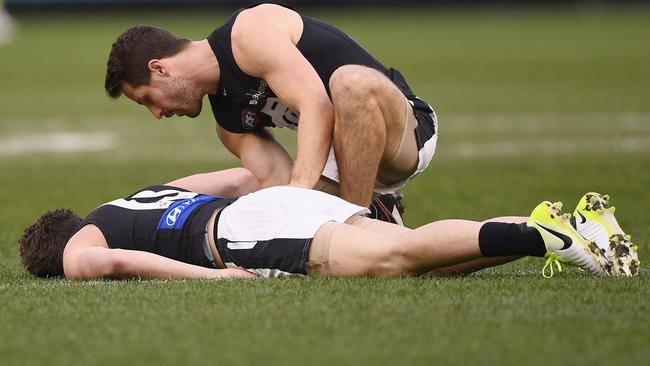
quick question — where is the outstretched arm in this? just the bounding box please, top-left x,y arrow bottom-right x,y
166,167 -> 261,197
63,226 -> 257,280
65,246 -> 257,280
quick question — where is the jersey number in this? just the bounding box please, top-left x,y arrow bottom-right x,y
102,189 -> 199,211
260,97 -> 299,129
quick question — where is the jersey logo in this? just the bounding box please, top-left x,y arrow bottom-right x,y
246,80 -> 268,106
241,109 -> 260,129
166,206 -> 185,226
158,194 -> 217,230
241,79 -> 299,130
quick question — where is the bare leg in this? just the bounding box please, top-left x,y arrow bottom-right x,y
421,216 -> 528,275
329,65 -> 417,207
419,216 -> 528,275
320,220 -> 481,277
318,215 -> 530,277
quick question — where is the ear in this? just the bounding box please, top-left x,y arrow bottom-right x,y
147,59 -> 169,77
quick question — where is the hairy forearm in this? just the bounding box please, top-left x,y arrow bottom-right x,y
290,104 -> 334,188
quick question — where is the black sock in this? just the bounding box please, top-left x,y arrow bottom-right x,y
478,222 -> 546,258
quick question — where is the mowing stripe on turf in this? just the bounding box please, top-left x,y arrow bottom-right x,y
0,131 -> 115,156
1,113 -> 648,160
443,136 -> 650,159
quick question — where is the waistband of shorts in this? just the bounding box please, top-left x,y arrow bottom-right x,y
202,231 -> 218,269
212,206 -> 228,261
200,205 -> 230,269
406,95 -> 435,114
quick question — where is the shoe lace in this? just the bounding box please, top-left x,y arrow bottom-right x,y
542,252 -> 563,278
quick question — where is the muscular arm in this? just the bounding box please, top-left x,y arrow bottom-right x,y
232,4 -> 334,188
63,226 -> 257,280
217,125 -> 293,188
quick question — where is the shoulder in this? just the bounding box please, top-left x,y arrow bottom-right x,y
232,4 -> 302,44
237,3 -> 298,22
63,224 -> 117,280
65,224 -> 108,252
230,4 -> 303,76
63,224 -> 109,272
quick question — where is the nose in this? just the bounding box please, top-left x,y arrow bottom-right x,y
148,105 -> 163,119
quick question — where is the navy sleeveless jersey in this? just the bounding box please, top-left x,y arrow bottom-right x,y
75,185 -> 235,268
207,4 -> 416,134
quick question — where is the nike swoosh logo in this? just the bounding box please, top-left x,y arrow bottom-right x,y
576,210 -> 587,224
538,224 -> 573,250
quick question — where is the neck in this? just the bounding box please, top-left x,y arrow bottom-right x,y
171,39 -> 220,95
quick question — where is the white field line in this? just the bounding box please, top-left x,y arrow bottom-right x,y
0,131 -> 116,156
438,113 -> 650,158
444,137 -> 650,159
442,113 -> 650,133
0,113 -> 648,159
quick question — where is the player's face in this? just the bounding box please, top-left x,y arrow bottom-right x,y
122,77 -> 203,119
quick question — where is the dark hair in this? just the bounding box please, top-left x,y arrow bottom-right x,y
104,25 -> 191,98
19,209 -> 82,278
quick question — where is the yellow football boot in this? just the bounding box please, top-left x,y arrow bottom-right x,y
573,193 -> 640,276
528,201 -> 611,278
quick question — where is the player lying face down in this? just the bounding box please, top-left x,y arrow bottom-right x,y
19,168 -> 637,280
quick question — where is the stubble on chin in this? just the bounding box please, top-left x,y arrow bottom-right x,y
174,78 -> 203,118
186,99 -> 202,118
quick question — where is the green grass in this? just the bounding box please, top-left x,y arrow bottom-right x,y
1,7 -> 649,366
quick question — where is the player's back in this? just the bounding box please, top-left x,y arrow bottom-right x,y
76,185 -> 233,268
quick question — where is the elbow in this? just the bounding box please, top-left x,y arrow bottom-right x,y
107,251 -> 128,277
86,251 -> 128,279
232,168 -> 262,196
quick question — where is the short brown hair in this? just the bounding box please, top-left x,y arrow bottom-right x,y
19,209 -> 82,278
104,25 -> 191,98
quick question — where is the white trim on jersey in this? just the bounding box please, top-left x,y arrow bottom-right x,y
101,189 -> 198,210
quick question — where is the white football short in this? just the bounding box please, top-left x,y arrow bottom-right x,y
215,186 -> 369,278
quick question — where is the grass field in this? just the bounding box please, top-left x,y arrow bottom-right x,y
1,6 -> 649,365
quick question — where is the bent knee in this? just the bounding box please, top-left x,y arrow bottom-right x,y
329,65 -> 386,101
